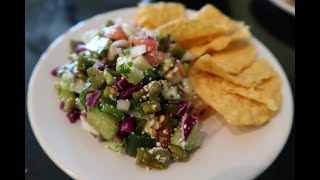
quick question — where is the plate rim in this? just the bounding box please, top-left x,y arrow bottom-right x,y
27,6 -> 294,180
269,0 -> 295,16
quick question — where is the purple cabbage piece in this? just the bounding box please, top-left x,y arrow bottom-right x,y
67,108 -> 81,123
86,91 -> 102,108
60,101 -> 65,110
176,101 -> 192,117
118,85 -> 141,99
120,116 -> 134,132
112,78 -> 134,91
112,131 -> 126,143
181,114 -> 198,140
168,40 -> 176,44
51,67 -> 59,76
113,116 -> 134,142
75,44 -> 86,54
97,64 -> 105,71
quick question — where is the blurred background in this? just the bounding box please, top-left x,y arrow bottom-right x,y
25,0 -> 295,179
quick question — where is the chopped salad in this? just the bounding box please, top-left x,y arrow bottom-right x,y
52,19 -> 212,169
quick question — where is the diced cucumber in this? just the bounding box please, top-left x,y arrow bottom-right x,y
162,83 -> 181,100
181,78 -> 194,100
163,58 -> 175,72
124,67 -> 145,85
131,55 -> 152,71
103,68 -> 115,85
106,139 -> 127,153
171,122 -> 201,151
169,144 -> 188,162
87,108 -> 119,141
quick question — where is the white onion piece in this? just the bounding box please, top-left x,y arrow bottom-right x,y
112,39 -> 129,48
129,45 -> 146,58
80,115 -> 99,136
116,100 -> 130,112
107,40 -> 129,60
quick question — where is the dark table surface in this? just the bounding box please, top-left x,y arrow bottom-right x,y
25,0 -> 295,179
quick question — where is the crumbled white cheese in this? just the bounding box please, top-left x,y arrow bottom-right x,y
156,142 -> 161,147
155,154 -> 160,160
181,141 -> 186,149
148,147 -> 164,154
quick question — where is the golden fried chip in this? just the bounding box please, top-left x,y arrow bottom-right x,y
222,74 -> 282,111
192,4 -> 237,32
191,41 -> 256,74
189,23 -> 251,57
193,54 -> 275,87
157,18 -> 229,48
136,2 -> 186,29
189,70 -> 274,125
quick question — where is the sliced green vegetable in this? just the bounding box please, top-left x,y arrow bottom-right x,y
132,89 -> 148,100
126,134 -> 156,157
79,82 -> 91,110
87,67 -> 105,89
141,101 -> 161,114
100,103 -> 125,121
136,147 -> 171,169
169,144 -> 187,162
87,107 -> 119,141
103,68 -> 115,85
134,118 -> 147,135
148,81 -> 163,101
167,118 -> 179,128
102,86 -> 117,99
171,122 -> 201,151
106,139 -> 127,153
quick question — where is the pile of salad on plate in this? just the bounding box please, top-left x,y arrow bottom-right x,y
52,19 -> 212,169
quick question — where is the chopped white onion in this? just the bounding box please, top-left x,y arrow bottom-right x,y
128,45 -> 146,58
107,40 -> 129,60
117,99 -> 130,112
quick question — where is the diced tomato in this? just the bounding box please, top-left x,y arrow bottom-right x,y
194,103 -> 213,121
176,62 -> 186,77
128,35 -> 157,52
106,25 -> 127,40
144,51 -> 167,67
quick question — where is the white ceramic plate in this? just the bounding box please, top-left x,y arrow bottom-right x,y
269,0 -> 295,16
27,7 -> 294,180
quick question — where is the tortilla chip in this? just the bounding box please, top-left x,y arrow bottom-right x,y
192,4 -> 237,33
136,2 -> 186,29
189,70 -> 274,126
193,54 -> 275,87
191,41 -> 256,74
157,18 -> 229,48
222,74 -> 282,111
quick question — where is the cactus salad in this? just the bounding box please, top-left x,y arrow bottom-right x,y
52,19 -> 212,169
